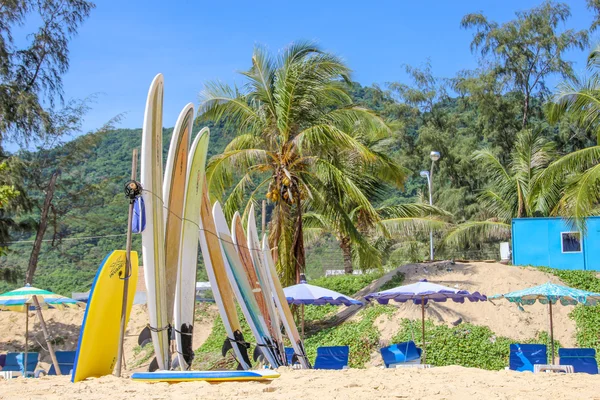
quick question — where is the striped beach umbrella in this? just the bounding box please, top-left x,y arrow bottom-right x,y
0,284 -> 85,376
0,285 -> 85,312
491,282 -> 600,364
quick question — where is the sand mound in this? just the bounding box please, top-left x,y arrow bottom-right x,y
0,303 -> 218,372
1,366 -> 599,400
373,262 -> 576,348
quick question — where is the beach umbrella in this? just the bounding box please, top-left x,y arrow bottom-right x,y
365,279 -> 487,361
0,284 -> 85,375
283,278 -> 363,340
491,282 -> 600,364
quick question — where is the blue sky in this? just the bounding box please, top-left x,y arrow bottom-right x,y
53,0 -> 596,137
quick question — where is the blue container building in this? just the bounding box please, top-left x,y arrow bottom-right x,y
512,217 -> 600,271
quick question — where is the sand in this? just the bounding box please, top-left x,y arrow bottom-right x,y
1,261 -> 597,399
371,261 -> 578,350
0,366 -> 599,400
0,303 -> 218,372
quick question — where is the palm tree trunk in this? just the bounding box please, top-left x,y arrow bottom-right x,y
25,171 -> 59,285
291,188 -> 305,284
340,236 -> 353,274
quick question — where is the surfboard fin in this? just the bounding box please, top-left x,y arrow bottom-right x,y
148,357 -> 159,372
138,326 -> 152,347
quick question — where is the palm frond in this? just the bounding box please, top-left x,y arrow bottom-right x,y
443,220 -> 511,248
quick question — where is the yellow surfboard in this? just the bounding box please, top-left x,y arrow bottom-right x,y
71,250 -> 139,382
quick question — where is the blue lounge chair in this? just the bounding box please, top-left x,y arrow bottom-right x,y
48,351 -> 76,375
2,352 -> 39,377
314,346 -> 349,370
559,348 -> 598,374
509,344 -> 547,372
380,341 -> 422,368
285,347 -> 296,365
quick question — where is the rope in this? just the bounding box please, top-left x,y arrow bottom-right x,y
141,188 -> 267,252
146,323 -> 171,333
172,328 -> 193,336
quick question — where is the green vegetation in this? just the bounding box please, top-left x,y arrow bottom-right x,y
310,271 -> 383,296
539,267 -> 600,358
391,320 -> 558,370
304,305 -> 394,368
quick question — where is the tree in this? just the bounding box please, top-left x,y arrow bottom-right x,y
461,1 -> 588,128
544,45 -> 600,225
0,0 -> 95,150
444,129 -> 557,247
20,115 -> 118,285
199,42 -> 407,286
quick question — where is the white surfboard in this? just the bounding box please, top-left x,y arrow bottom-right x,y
199,187 -> 252,370
174,127 -> 209,370
262,234 -> 311,368
140,73 -> 169,370
246,205 -> 285,364
212,202 -> 280,368
164,103 -> 193,331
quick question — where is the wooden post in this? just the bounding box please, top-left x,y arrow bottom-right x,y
421,297 -> 426,363
24,306 -> 29,376
549,302 -> 555,364
261,200 -> 266,236
32,295 -> 61,375
115,148 -> 138,377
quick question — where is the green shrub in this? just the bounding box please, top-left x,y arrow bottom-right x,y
310,272 -> 383,296
391,320 -> 557,370
304,304 -> 394,368
539,267 -> 600,359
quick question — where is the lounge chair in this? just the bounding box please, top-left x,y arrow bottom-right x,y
509,344 -> 547,372
48,351 -> 76,376
313,346 -> 349,370
0,352 -> 39,378
285,347 -> 296,366
559,348 -> 598,374
380,341 -> 423,368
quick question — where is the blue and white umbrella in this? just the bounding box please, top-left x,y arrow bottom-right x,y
366,279 -> 487,360
491,282 -> 600,363
283,282 -> 363,306
283,279 -> 362,339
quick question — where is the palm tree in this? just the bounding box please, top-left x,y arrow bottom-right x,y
444,129 -> 556,247
545,44 -> 600,225
199,42 -> 407,286
304,202 -> 449,274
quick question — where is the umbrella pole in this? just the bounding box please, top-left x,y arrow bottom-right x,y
421,298 -> 426,363
549,302 -> 555,364
24,305 -> 28,377
32,295 -> 61,375
116,148 -> 138,377
301,304 -> 305,342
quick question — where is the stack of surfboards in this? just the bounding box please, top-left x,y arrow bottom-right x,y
138,73 -> 309,377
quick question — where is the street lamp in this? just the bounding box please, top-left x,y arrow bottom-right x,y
421,151 -> 441,261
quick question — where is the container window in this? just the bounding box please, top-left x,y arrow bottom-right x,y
561,232 -> 582,253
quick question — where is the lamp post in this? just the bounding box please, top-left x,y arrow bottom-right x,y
420,151 -> 440,261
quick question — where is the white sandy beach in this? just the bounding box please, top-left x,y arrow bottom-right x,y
1,366 -> 599,400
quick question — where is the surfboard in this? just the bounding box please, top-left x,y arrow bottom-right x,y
231,212 -> 283,366
173,127 -> 209,370
130,370 -> 280,383
71,250 -> 139,382
212,202 -> 280,368
164,103 -> 193,332
199,184 -> 251,370
246,206 -> 285,364
140,73 -> 169,370
262,235 -> 311,369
